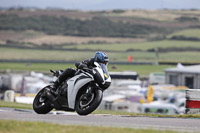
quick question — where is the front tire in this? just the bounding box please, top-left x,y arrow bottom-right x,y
33,86 -> 53,114
75,89 -> 103,115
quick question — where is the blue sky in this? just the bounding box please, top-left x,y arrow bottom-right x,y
0,0 -> 200,10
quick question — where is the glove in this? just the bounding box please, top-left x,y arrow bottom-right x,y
75,62 -> 87,69
75,62 -> 80,68
55,70 -> 63,77
78,64 -> 87,69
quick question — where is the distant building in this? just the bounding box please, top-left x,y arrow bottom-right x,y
149,72 -> 165,85
164,65 -> 200,89
109,71 -> 139,80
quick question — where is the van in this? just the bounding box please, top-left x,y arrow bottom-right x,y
140,102 -> 180,115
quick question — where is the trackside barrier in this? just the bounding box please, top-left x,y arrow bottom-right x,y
185,89 -> 200,114
3,91 -> 36,104
4,90 -> 15,102
14,93 -> 36,104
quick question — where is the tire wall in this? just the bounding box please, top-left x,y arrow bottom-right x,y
185,89 -> 200,114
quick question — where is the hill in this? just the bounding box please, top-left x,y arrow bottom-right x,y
0,9 -> 200,64
0,9 -> 200,40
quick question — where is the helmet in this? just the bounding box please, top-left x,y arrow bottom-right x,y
94,51 -> 109,64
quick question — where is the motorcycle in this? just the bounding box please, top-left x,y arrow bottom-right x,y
33,62 -> 111,115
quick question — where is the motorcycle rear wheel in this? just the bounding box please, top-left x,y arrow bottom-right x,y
75,89 -> 103,115
33,86 -> 53,114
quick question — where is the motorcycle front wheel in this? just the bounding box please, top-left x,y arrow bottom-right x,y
75,88 -> 103,115
33,86 -> 53,114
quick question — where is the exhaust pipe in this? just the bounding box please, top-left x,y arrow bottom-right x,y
44,89 -> 60,109
45,90 -> 56,101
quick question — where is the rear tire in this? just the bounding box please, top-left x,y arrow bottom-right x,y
33,86 -> 53,114
75,89 -> 103,116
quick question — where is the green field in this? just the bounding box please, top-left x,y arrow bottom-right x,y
0,47 -> 93,61
0,120 -> 180,133
1,9 -> 200,69
167,29 -> 200,39
1,38 -> 200,76
0,62 -> 174,76
1,100 -> 200,119
1,45 -> 200,63
63,40 -> 200,51
0,62 -> 75,72
0,100 -> 33,110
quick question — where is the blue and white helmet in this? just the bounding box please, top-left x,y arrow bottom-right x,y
94,51 -> 109,64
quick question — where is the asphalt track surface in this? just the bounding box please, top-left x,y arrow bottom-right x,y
0,108 -> 200,132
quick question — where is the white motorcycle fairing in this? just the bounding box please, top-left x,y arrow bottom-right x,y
67,62 -> 106,109
67,72 -> 94,109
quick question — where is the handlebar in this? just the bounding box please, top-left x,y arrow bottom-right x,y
50,69 -> 57,76
50,69 -> 56,74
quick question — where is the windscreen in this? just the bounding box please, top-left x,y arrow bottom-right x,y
99,63 -> 110,79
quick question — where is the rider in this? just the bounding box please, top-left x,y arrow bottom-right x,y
53,51 -> 111,90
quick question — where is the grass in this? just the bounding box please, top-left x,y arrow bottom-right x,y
62,40 -> 200,51
23,34 -> 143,45
93,109 -> 200,119
0,62 -> 174,76
94,110 -> 200,119
0,47 -> 93,61
158,51 -> 200,63
1,45 -> 200,63
167,29 -> 200,39
108,64 -> 174,76
0,120 -> 181,133
0,100 -> 33,110
106,10 -> 179,21
0,62 -> 75,72
1,100 -> 200,119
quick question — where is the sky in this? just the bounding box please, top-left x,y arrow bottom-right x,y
0,0 -> 200,10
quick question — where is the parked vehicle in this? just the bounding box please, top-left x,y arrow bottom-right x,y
140,102 -> 180,115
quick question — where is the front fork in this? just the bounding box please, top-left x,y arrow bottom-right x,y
84,83 -> 102,101
86,86 -> 92,96
85,82 -> 101,97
